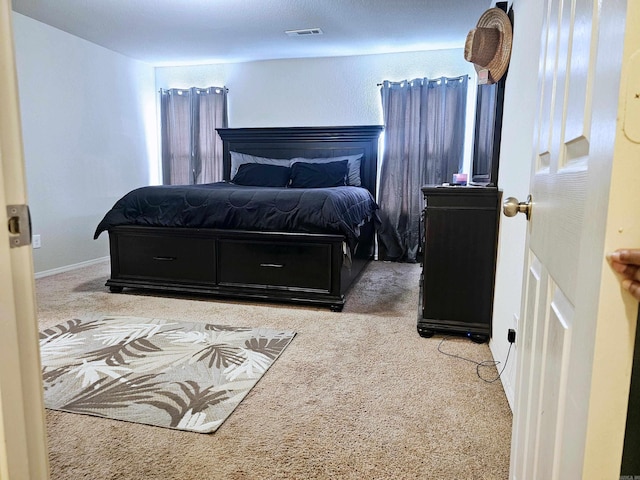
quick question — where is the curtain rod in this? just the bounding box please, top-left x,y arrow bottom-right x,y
158,86 -> 229,93
376,75 -> 470,86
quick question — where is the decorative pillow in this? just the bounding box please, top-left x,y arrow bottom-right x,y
231,163 -> 291,187
290,154 -> 363,186
229,151 -> 291,179
289,160 -> 349,188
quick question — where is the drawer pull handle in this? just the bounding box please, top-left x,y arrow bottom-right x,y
260,263 -> 284,268
153,256 -> 177,261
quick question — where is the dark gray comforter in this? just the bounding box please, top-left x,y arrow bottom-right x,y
94,182 -> 378,247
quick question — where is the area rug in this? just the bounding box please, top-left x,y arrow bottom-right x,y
39,316 -> 296,433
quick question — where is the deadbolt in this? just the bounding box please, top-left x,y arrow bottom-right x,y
503,195 -> 532,220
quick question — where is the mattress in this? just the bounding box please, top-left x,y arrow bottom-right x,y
94,182 -> 378,247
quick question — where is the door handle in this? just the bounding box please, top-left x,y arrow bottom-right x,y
503,195 -> 532,220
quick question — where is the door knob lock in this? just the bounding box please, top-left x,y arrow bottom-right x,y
503,195 -> 532,220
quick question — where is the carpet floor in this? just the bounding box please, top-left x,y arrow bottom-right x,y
36,259 -> 512,480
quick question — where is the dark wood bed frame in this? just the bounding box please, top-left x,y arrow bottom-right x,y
104,125 -> 383,311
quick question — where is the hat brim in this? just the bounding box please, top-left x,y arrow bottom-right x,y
471,8 -> 512,83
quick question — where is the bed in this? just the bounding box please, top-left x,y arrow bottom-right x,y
95,125 -> 383,311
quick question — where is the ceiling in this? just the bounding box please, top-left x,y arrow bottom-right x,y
11,0 -> 492,66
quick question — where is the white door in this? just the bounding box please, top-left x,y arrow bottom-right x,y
509,0 -> 639,478
0,0 -> 50,478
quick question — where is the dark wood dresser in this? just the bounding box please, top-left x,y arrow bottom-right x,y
418,186 -> 502,343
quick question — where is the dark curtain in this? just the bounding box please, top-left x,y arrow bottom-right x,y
377,76 -> 468,262
160,87 -> 228,185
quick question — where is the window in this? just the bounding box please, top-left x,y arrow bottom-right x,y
160,87 -> 228,185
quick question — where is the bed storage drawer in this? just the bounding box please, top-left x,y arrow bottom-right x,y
106,227 -> 350,309
218,239 -> 333,292
111,229 -> 216,284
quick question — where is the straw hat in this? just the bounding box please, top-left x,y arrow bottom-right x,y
464,7 -> 513,84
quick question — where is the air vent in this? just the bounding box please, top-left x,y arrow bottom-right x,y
285,28 -> 323,37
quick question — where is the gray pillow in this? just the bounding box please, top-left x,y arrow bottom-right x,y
290,154 -> 363,186
230,151 -> 291,180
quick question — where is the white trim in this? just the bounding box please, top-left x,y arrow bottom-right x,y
34,256 -> 109,279
0,0 -> 50,477
490,339 -> 515,411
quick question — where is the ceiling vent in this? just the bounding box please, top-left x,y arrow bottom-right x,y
285,28 -> 323,37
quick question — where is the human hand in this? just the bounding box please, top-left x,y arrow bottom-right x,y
607,249 -> 640,301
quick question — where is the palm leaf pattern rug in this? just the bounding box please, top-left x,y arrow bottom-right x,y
40,316 -> 296,433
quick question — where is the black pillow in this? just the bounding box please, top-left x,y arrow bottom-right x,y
289,160 -> 349,188
231,163 -> 291,187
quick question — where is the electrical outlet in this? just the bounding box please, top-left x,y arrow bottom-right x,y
507,328 -> 516,344
32,234 -> 41,249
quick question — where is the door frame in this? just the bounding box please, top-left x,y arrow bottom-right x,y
580,0 -> 640,473
0,0 -> 50,478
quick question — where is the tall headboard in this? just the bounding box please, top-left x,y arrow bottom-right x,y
216,126 -> 384,199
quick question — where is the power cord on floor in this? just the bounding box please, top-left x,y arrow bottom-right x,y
437,336 -> 512,384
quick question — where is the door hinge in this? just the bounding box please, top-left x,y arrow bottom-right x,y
7,204 -> 31,248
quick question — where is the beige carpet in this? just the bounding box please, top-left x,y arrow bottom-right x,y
36,260 -> 512,479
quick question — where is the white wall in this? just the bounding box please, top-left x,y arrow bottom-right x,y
489,0 -> 544,409
13,16 -> 477,278
156,50 -> 477,174
12,13 -> 157,274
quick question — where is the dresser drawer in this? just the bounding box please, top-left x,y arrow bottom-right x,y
218,239 -> 332,292
114,232 -> 215,284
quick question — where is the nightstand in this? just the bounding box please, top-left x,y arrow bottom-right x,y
418,185 -> 502,343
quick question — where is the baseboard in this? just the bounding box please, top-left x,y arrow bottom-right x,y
502,372 -> 515,412
34,256 -> 109,279
489,338 -> 516,412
